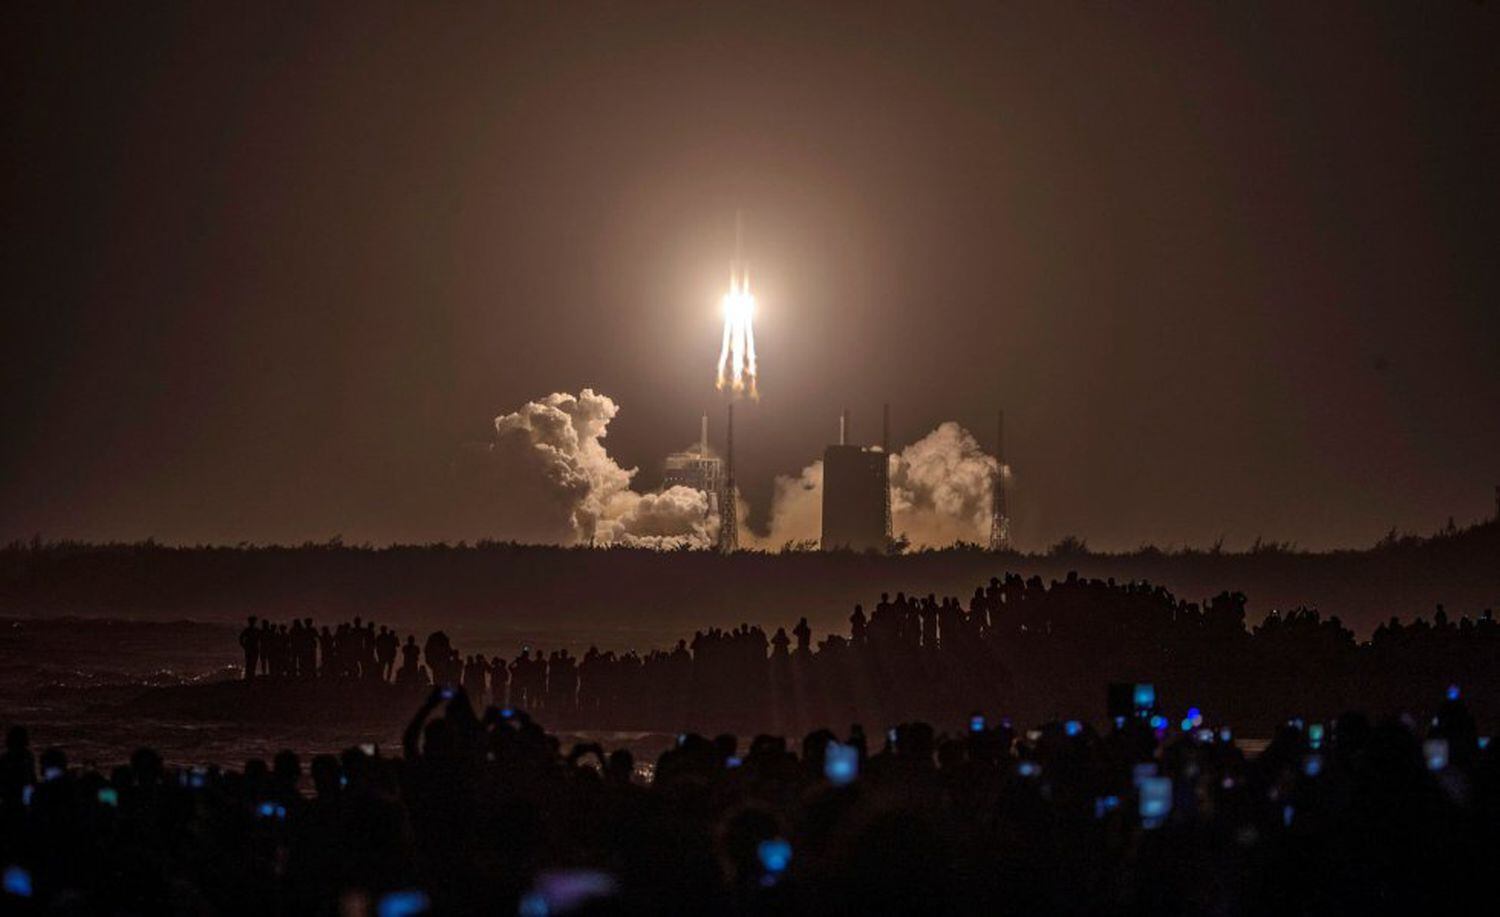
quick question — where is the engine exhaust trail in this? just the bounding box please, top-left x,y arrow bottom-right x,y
715,212 -> 758,399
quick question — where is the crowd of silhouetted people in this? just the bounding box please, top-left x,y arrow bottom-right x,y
4,677 -> 1496,913
3,572 -> 1499,912
237,574 -> 1500,736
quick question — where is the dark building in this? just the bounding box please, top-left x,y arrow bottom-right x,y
821,443 -> 890,552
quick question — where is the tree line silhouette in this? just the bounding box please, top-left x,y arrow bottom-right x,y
4,519 -> 1497,641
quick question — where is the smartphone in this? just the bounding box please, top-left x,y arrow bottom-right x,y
1138,776 -> 1172,828
1424,738 -> 1449,771
824,742 -> 858,786
1307,723 -> 1324,749
886,727 -> 897,746
1302,754 -> 1323,777
2,865 -> 32,899
1094,794 -> 1120,819
439,686 -> 456,701
1017,760 -> 1040,778
97,787 -> 119,807
757,838 -> 792,875
499,707 -> 515,720
1133,682 -> 1156,713
726,756 -> 743,769
969,714 -> 986,734
519,869 -> 620,916
359,743 -> 377,756
377,889 -> 432,917
1064,720 -> 1082,737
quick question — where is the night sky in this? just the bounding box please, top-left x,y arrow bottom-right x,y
3,2 -> 1496,551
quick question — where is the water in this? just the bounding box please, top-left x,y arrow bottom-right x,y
0,617 -> 687,768
2,616 -> 1267,769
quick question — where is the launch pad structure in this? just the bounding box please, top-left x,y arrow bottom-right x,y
718,404 -> 738,552
659,411 -> 737,552
661,402 -> 1012,555
988,409 -> 1011,552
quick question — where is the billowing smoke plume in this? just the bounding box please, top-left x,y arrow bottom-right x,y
748,421 -> 1000,549
467,389 -> 719,548
463,390 -> 999,551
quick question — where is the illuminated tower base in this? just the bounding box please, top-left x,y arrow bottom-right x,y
718,403 -> 739,553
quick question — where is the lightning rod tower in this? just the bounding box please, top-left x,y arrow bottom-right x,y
988,409 -> 1011,552
718,402 -> 739,552
881,402 -> 893,546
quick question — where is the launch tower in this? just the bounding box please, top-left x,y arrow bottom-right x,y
988,409 -> 1012,551
718,403 -> 739,552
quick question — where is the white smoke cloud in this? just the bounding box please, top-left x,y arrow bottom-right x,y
750,421 -> 999,550
464,389 -> 998,551
471,389 -> 719,548
889,421 -> 998,547
740,461 -> 822,549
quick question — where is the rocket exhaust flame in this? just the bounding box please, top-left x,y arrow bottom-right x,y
715,213 -> 758,398
716,272 -> 758,398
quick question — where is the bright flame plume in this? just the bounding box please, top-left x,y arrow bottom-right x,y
716,268 -> 758,398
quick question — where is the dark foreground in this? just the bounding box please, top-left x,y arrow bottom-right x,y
2,685 -> 1493,916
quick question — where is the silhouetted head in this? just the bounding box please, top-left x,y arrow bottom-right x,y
605,748 -> 634,784
6,725 -> 29,753
248,615 -> 257,625
273,750 -> 301,788
39,747 -> 67,776
422,718 -> 456,757
717,806 -> 781,888
310,754 -> 341,798
130,747 -> 163,786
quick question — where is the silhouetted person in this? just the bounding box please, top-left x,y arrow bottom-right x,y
259,620 -> 274,675
850,603 -> 868,647
240,616 -> 260,680
300,617 -> 318,675
0,726 -> 36,809
771,627 -> 790,657
488,655 -> 508,707
423,631 -> 452,685
318,626 -> 335,676
793,616 -> 812,654
396,635 -> 425,686
376,626 -> 399,682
